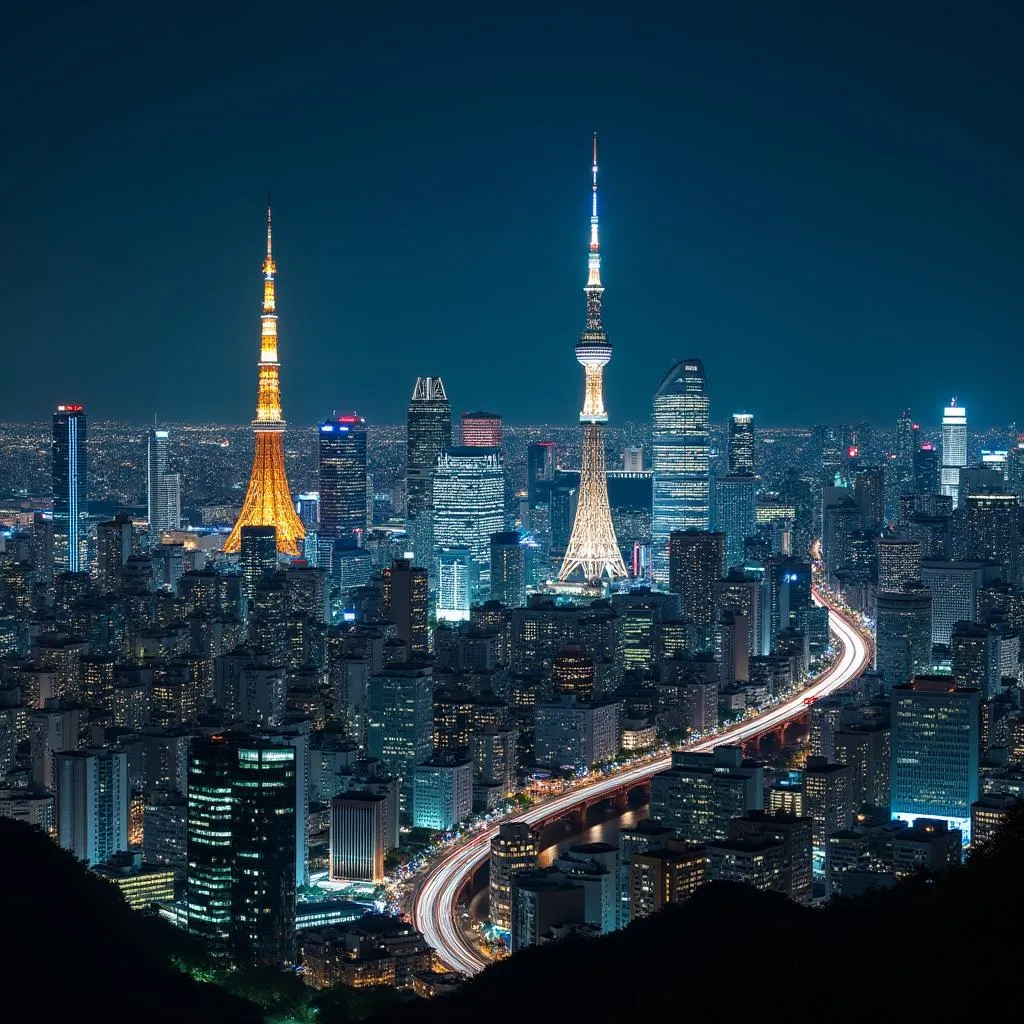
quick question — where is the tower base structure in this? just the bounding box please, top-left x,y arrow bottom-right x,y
558,423 -> 628,583
224,431 -> 305,556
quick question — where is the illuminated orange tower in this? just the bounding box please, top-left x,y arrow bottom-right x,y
223,205 -> 306,557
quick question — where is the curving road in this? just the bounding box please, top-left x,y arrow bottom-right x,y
411,592 -> 871,975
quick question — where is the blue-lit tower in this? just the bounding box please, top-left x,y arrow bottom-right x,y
52,404 -> 88,574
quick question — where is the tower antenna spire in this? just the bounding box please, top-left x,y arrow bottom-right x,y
266,193 -> 273,257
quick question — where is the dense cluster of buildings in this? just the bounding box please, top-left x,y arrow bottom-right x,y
0,149 -> 1020,986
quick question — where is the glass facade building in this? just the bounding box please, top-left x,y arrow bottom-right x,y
406,377 -> 451,566
432,447 -> 505,594
714,473 -> 758,572
52,404 -> 88,574
318,414 -> 368,544
941,400 -> 967,508
890,678 -> 979,842
186,733 -> 297,965
729,413 -> 755,474
652,360 -> 710,584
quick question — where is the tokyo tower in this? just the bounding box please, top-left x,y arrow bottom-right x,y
223,205 -> 306,557
558,136 -> 627,583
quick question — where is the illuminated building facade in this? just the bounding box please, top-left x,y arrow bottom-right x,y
490,531 -> 526,608
186,733 -> 297,965
941,399 -> 968,508
432,448 -> 505,592
558,136 -> 627,583
715,473 -> 758,571
52,404 -> 88,574
329,791 -> 386,883
729,413 -> 755,474
460,411 -> 503,448
890,677 -> 980,841
629,846 -> 708,920
406,376 -> 451,564
668,531 -> 725,652
55,748 -> 128,867
652,360 -> 711,584
318,415 -> 368,545
224,206 -> 306,557
412,757 -> 473,830
489,823 -> 539,931
380,558 -> 429,656
147,427 -> 181,537
436,547 -> 477,623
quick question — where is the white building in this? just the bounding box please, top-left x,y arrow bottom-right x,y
941,400 -> 967,508
436,546 -> 478,623
412,758 -> 473,831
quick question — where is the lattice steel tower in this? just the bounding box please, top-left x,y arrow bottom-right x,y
224,204 -> 306,557
558,136 -> 627,583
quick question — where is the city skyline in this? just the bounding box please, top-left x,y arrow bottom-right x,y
3,7 -> 1023,426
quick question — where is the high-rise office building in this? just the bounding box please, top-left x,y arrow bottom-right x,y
729,413 -> 755,474
941,399 -> 968,508
876,538 -> 922,592
460,411 -> 503,448
224,206 -> 306,557
147,427 -> 181,536
950,622 -> 1001,700
890,677 -> 980,840
52,404 -> 88,574
436,547 -> 477,623
318,415 -> 368,544
715,473 -> 758,571
240,526 -> 278,608
55,748 -> 128,867
367,662 -> 434,809
490,531 -> 526,608
964,492 -> 1019,584
406,376 -> 452,562
874,586 -> 932,687
381,558 -> 429,657
329,792 -> 387,883
186,733 -> 297,965
652,360 -> 711,583
895,409 -> 916,493
96,515 -> 134,595
527,442 -> 556,508
489,823 -> 539,932
914,443 -> 940,496
668,531 -> 725,652
432,448 -> 505,591
558,136 -> 627,584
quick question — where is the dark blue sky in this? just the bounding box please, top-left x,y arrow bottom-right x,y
3,3 -> 1022,427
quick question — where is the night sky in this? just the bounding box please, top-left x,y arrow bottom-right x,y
3,4 -> 1023,428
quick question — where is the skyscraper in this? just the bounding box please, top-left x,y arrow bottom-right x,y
914,443 -> 940,496
874,587 -> 933,687
224,206 -> 306,557
715,473 -> 758,571
460,411 -> 503,448
490,531 -> 527,608
406,376 -> 451,564
318,414 -> 368,544
489,823 -> 538,932
240,526 -> 279,608
941,399 -> 968,508
381,558 -> 429,657
147,427 -> 180,537
433,448 -> 506,592
436,546 -> 478,623
668,531 -> 725,652
527,442 -> 556,508
895,409 -> 916,494
558,136 -> 627,583
729,413 -> 755,475
55,748 -> 128,867
652,360 -> 710,584
186,733 -> 297,965
52,404 -> 88,574
890,678 -> 979,840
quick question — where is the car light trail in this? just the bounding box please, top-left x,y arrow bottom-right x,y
411,592 -> 871,975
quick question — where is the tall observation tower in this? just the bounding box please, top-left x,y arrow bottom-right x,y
224,205 -> 306,557
558,137 -> 627,583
